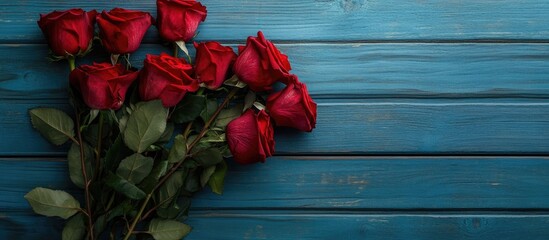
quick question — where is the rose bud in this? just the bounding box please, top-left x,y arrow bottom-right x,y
233,31 -> 292,92
37,9 -> 97,57
139,53 -> 199,107
194,41 -> 237,90
69,63 -> 139,110
156,0 -> 207,42
96,8 -> 154,54
266,77 -> 317,132
226,109 -> 275,164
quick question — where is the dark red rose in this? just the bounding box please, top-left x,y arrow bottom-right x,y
156,0 -> 207,42
193,41 -> 237,90
233,31 -> 292,92
226,109 -> 275,164
139,53 -> 199,107
267,76 -> 317,132
37,9 -> 97,57
97,8 -> 154,54
69,63 -> 138,110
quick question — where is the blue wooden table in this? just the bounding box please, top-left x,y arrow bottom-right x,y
2,0 -> 549,239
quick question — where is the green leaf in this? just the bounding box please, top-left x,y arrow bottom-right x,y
243,91 -> 256,112
106,200 -> 132,222
140,160 -> 169,193
85,109 -> 100,126
148,218 -> 191,240
200,98 -> 218,122
219,144 -> 232,158
62,213 -> 86,240
29,108 -> 75,145
67,142 -> 94,189
193,148 -> 223,167
167,135 -> 187,164
208,160 -> 228,195
116,153 -> 154,184
104,135 -> 133,171
123,100 -> 168,153
183,168 -> 201,193
223,74 -> 247,88
214,104 -> 243,130
24,187 -> 80,219
172,95 -> 207,124
201,131 -> 226,143
200,165 -> 216,187
157,171 -> 185,208
93,214 -> 107,239
158,122 -> 175,144
105,172 -> 146,200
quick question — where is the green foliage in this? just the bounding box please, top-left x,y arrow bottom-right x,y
200,165 -> 217,187
172,95 -> 207,123
62,213 -> 86,240
156,171 -> 185,209
116,153 -> 154,184
193,148 -> 223,167
214,104 -> 243,130
67,142 -> 94,189
24,187 -> 80,219
105,172 -> 146,200
167,135 -> 187,164
140,159 -> 169,193
148,218 -> 192,240
123,100 -> 168,153
29,108 -> 75,145
208,160 -> 229,195
200,98 -> 218,122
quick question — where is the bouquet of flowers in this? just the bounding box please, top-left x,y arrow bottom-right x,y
24,0 -> 317,239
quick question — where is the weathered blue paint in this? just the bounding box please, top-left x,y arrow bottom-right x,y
1,0 -> 549,239
2,0 -> 549,42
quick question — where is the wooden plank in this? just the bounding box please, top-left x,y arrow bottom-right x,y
3,210 -> 549,239
2,1 -> 549,42
3,157 -> 549,210
2,99 -> 549,155
2,43 -> 549,100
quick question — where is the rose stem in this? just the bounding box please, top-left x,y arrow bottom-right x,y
93,111 -> 104,181
122,87 -> 239,240
173,43 -> 178,58
75,103 -> 95,240
68,56 -> 96,240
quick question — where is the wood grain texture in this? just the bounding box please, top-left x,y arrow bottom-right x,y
2,0 -> 549,42
2,99 -> 548,156
3,210 -> 549,240
2,43 -> 549,100
3,157 -> 549,210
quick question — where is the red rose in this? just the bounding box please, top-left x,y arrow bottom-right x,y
97,8 -> 154,54
156,0 -> 207,42
226,109 -> 275,164
37,9 -> 97,57
193,41 -> 237,90
139,53 -> 199,107
233,31 -> 292,92
69,63 -> 138,110
267,76 -> 317,132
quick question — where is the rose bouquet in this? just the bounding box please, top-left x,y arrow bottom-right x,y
24,0 -> 316,239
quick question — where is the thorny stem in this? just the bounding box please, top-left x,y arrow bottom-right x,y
93,111 -> 104,181
122,193 -> 152,240
69,58 -> 95,240
122,87 -> 239,239
75,111 -> 95,240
